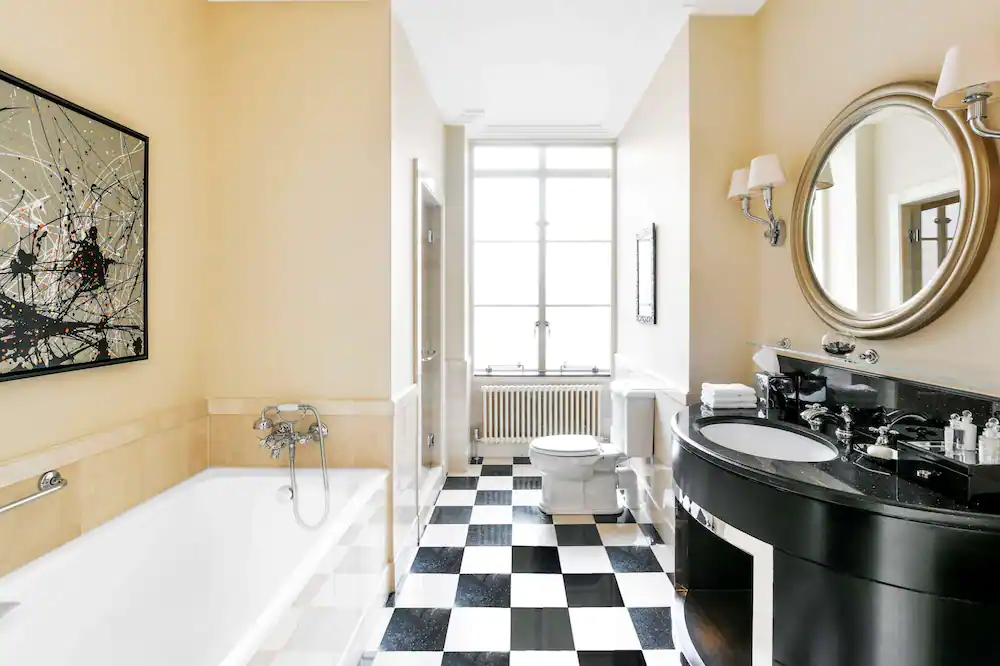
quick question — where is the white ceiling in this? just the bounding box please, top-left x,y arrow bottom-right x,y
393,0 -> 767,139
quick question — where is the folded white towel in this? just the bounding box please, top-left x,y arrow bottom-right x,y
701,393 -> 757,408
702,384 -> 755,398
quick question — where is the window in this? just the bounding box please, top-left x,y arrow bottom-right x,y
472,145 -> 614,376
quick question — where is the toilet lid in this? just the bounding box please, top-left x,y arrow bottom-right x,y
531,435 -> 601,457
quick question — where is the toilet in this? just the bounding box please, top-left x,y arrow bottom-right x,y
529,380 -> 655,515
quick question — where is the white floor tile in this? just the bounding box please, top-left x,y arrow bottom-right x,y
512,524 -> 558,547
372,652 -> 444,666
513,465 -> 542,477
557,546 -> 613,573
510,573 -> 568,607
552,514 -> 596,525
393,574 -> 459,608
568,607 -> 641,650
420,525 -> 470,547
445,608 -> 511,651
477,477 -> 514,491
460,546 -> 513,574
512,489 -> 543,506
652,544 -> 675,573
510,651 -> 579,666
470,505 -> 514,524
596,524 -> 648,546
452,466 -> 482,477
642,651 -> 684,666
483,457 -> 514,465
436,490 -> 478,506
615,572 -> 675,607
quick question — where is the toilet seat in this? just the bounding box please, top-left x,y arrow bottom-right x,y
530,435 -> 601,457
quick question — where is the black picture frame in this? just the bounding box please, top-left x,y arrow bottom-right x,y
0,67 -> 149,383
636,224 -> 656,324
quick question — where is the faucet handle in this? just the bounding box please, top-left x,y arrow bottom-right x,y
868,425 -> 898,448
840,405 -> 854,424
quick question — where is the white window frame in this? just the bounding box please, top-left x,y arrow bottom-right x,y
469,141 -> 617,377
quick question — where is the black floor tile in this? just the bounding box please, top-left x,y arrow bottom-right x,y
512,545 -> 562,573
411,547 -> 465,574
629,607 -> 675,649
606,546 -> 664,573
476,490 -> 513,506
443,653 -> 510,666
513,456 -> 532,465
513,506 -> 553,524
444,477 -> 481,490
594,509 -> 635,524
481,465 -> 513,477
513,477 -> 542,490
639,523 -> 666,545
563,573 -> 625,607
510,608 -> 575,650
578,651 -> 647,666
379,608 -> 451,651
455,574 -> 512,608
466,524 -> 513,546
431,507 -> 474,525
555,524 -> 604,546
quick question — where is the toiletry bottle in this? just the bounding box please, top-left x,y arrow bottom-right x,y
962,410 -> 978,452
980,418 -> 1000,464
944,413 -> 960,455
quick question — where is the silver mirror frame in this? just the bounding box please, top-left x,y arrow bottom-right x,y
790,81 -> 1000,339
636,224 -> 656,324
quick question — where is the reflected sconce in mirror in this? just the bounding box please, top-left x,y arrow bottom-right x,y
728,154 -> 787,246
934,42 -> 1000,138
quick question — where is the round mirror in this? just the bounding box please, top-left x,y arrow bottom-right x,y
791,82 -> 1000,338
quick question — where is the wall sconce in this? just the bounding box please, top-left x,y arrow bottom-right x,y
933,42 -> 1000,138
728,154 -> 787,247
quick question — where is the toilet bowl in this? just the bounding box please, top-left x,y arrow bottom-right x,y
529,381 -> 655,515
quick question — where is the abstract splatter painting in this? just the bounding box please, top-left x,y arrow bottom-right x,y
0,70 -> 148,382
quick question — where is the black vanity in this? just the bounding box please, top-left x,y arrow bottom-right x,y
672,355 -> 1000,666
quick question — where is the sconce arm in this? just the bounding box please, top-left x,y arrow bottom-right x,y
741,196 -> 770,226
967,96 -> 1000,139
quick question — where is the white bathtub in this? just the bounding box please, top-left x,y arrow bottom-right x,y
0,468 -> 389,666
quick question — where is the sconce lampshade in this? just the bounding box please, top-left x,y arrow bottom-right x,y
728,168 -> 750,200
748,154 -> 787,191
815,163 -> 835,190
934,43 -> 1000,110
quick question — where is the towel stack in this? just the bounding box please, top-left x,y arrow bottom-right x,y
701,383 -> 757,409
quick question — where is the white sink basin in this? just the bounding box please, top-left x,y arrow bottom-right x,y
698,421 -> 838,462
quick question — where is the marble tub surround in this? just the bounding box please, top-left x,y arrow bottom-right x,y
0,403 -> 208,578
208,398 -> 394,468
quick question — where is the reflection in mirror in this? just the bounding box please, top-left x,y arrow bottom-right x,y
806,106 -> 961,315
636,225 -> 656,324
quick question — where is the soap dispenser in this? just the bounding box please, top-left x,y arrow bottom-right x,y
961,410 -> 978,452
980,418 -> 1000,464
945,413 -> 961,455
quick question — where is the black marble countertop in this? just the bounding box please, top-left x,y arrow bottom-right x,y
673,405 -> 1000,531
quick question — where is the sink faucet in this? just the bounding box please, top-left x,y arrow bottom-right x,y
800,405 -> 857,447
884,409 -> 930,429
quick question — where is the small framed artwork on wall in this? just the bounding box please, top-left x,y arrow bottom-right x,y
0,68 -> 148,383
636,224 -> 656,324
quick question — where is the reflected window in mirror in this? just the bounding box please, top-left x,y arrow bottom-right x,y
636,225 -> 656,324
806,106 -> 962,316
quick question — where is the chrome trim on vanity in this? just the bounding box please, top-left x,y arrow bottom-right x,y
0,470 -> 66,517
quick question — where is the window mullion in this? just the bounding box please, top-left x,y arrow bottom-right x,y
538,148 -> 547,374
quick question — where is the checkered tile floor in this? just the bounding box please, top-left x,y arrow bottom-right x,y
372,457 -> 685,666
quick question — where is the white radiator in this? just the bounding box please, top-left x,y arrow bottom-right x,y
480,384 -> 602,444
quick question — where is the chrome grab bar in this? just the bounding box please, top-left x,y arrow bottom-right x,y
0,471 -> 67,517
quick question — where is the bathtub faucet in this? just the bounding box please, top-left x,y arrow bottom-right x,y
252,405 -> 329,460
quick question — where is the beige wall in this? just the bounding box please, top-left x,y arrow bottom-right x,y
617,24 -> 692,394
204,0 -> 393,402
391,17 -> 446,395
756,0 -> 1000,390
0,0 -> 208,463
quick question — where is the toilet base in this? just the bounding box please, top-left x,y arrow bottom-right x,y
538,470 -> 622,515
